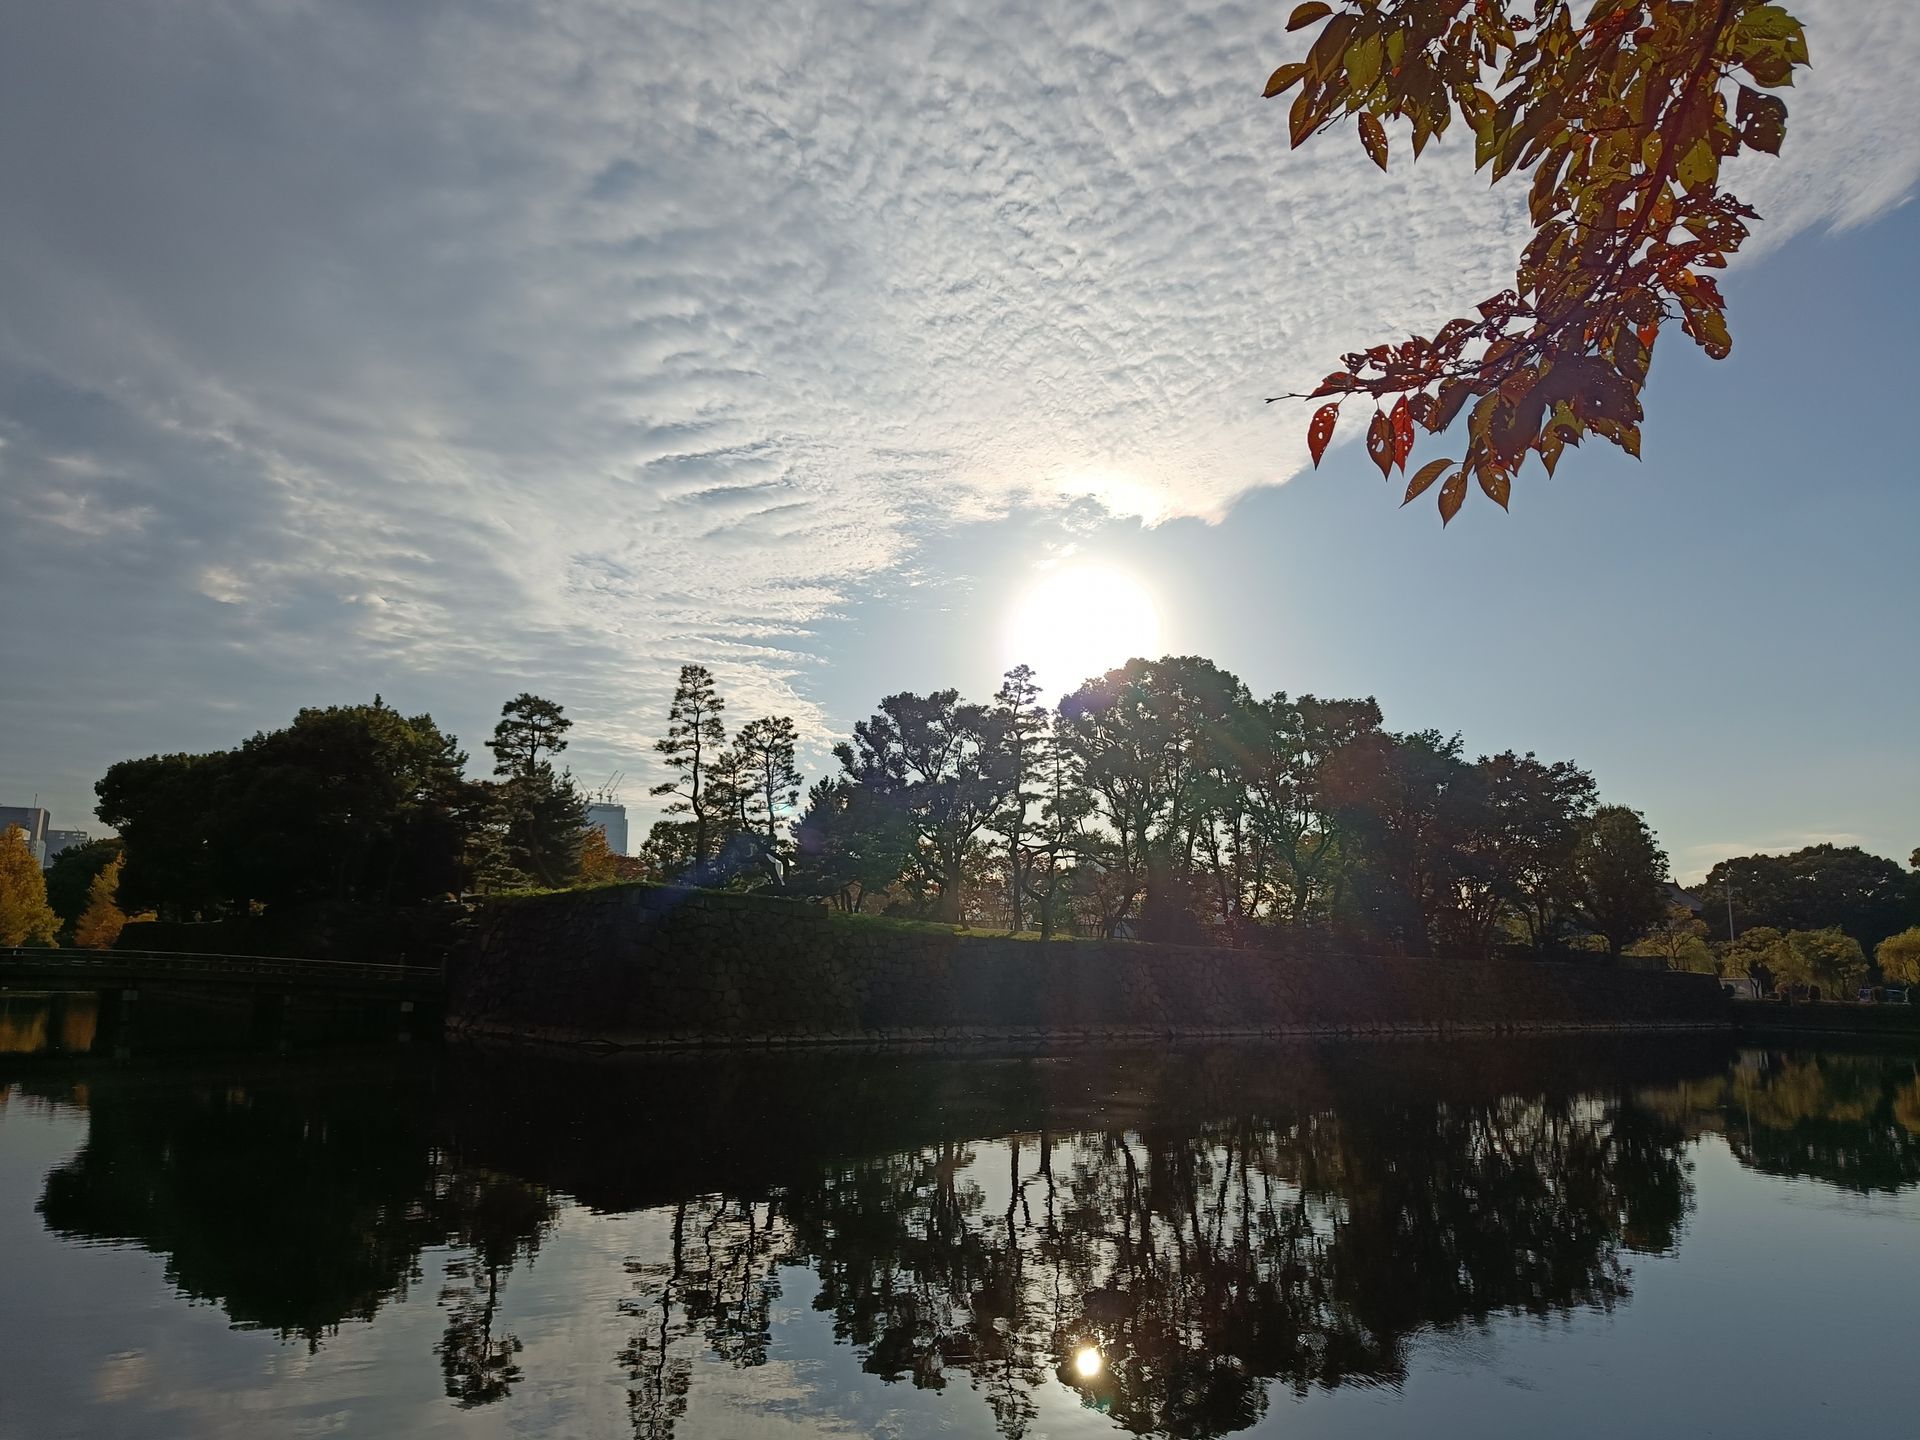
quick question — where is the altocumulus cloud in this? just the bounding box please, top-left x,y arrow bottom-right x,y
1,0 -> 1914,817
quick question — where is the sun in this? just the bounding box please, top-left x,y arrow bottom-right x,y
1006,564 -> 1162,699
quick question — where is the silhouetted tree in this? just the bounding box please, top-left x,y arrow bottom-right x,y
488,694 -> 586,888
837,690 -> 1014,923
1570,806 -> 1669,959
1699,844 -> 1908,954
652,666 -> 728,866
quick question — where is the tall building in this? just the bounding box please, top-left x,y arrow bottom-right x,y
0,806 -> 51,865
586,801 -> 629,856
43,830 -> 94,864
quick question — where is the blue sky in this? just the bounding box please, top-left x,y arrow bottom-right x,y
1,0 -> 1915,881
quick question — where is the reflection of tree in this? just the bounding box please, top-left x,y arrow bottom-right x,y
619,1195 -> 789,1439
1661,1053 -> 1920,1194
435,1168 -> 555,1406
31,1065 -> 554,1372
605,1087 -> 1693,1440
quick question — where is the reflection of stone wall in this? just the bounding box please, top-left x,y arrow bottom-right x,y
449,885 -> 1730,1049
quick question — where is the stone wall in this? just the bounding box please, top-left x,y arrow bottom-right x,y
448,884 -> 1730,1049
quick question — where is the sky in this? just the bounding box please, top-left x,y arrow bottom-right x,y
1,0 -> 1915,882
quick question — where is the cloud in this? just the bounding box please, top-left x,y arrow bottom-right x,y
0,0 -> 1913,823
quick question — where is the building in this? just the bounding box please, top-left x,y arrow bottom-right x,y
586,801 -> 629,856
42,830 -> 94,864
0,806 -> 51,864
0,807 -> 96,867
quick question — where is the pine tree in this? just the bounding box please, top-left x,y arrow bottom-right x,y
485,695 -> 586,888
0,824 -> 60,947
652,665 -> 727,865
733,716 -> 802,880
73,854 -> 128,950
991,666 -> 1047,932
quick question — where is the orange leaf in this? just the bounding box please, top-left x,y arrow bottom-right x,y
1438,469 -> 1467,525
1477,465 -> 1511,510
1308,402 -> 1339,467
1365,411 -> 1394,480
1402,458 -> 1452,506
1264,62 -> 1309,98
1287,2 -> 1332,32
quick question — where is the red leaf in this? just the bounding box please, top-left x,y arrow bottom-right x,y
1365,411 -> 1394,480
1389,396 -> 1414,472
1308,402 -> 1339,467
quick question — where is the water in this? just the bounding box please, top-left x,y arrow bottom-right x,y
2,1029 -> 1916,1440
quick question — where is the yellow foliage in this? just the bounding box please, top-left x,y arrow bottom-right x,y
0,825 -> 60,947
73,854 -> 128,950
1875,928 -> 1920,987
577,827 -> 622,886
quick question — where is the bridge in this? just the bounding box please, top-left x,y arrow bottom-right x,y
1,948 -> 445,1054
0,947 -> 444,1000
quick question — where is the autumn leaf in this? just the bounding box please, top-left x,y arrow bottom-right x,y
1286,2 -> 1331,32
1308,402 -> 1339,467
1477,465 -> 1512,510
1365,411 -> 1394,479
1402,458 -> 1452,506
1264,0 -> 1807,519
1358,112 -> 1388,171
1438,469 -> 1468,525
1264,62 -> 1309,99
1389,395 -> 1414,471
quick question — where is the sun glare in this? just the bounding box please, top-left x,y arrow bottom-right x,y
1073,1346 -> 1104,1379
1006,564 -> 1162,699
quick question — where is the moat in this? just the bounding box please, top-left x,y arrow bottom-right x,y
2,1025 -> 1916,1439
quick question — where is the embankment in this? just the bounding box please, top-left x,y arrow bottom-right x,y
448,884 -> 1729,1049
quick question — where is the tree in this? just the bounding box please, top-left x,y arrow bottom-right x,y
651,665 -> 728,865
1874,928 -> 1920,987
73,854 -> 129,950
1057,657 -> 1250,936
1265,1 -> 1810,519
788,777 -> 914,912
1027,717 -> 1094,940
98,700 -> 479,914
577,828 -> 623,886
489,694 -> 572,776
990,666 -> 1048,932
488,694 -> 586,889
1628,904 -> 1714,973
1771,927 -> 1869,998
0,824 -> 60,947
836,690 -> 1013,923
1699,845 -> 1908,953
1723,924 -> 1791,987
45,837 -> 123,927
732,716 -> 804,881
1569,806 -> 1668,958
1453,751 -> 1596,959
1322,728 -> 1478,955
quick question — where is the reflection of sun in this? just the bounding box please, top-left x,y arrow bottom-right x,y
1074,1345 -> 1104,1379
1006,565 -> 1162,699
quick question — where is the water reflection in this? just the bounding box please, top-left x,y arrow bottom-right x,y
6,1040 -> 1918,1438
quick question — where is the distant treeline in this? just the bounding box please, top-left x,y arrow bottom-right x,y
55,655 -> 1919,976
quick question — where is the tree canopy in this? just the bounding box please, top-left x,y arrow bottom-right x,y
1265,1 -> 1810,519
0,824 -> 60,947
